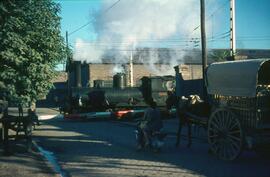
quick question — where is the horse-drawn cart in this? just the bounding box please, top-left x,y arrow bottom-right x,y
174,59 -> 270,160
0,103 -> 35,154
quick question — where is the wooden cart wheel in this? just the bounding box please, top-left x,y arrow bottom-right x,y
208,108 -> 243,161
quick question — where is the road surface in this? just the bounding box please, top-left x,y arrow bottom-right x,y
32,112 -> 270,177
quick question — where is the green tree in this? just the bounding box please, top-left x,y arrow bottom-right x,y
0,0 -> 65,106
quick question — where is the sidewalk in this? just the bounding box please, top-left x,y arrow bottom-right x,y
0,140 -> 58,177
0,108 -> 60,177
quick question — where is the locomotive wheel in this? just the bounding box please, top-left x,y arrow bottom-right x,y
208,108 -> 243,161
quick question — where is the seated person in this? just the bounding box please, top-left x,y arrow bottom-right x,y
137,98 -> 163,149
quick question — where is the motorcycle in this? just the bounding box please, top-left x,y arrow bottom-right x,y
135,128 -> 167,152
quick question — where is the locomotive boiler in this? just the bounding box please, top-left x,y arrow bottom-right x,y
66,73 -> 175,114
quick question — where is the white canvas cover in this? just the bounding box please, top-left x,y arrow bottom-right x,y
206,59 -> 270,97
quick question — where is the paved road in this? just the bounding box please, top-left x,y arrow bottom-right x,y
33,115 -> 270,177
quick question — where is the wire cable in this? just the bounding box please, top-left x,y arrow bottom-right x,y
68,0 -> 121,36
188,0 -> 230,44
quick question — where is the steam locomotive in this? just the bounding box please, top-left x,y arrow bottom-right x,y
63,73 -> 175,114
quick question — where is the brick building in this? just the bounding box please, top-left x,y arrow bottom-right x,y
39,48 -> 269,106
66,48 -> 270,88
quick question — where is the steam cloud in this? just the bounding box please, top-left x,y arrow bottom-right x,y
73,0 -> 214,75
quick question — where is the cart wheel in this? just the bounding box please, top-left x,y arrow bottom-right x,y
208,108 -> 243,161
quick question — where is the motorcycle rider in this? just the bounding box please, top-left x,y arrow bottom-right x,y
137,98 -> 163,150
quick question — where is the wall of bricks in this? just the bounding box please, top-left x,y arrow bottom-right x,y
87,63 -> 202,87
88,63 -> 178,87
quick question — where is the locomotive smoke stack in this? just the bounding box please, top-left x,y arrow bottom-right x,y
113,73 -> 126,89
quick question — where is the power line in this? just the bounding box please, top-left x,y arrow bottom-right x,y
68,20 -> 94,36
69,0 -> 231,50
208,0 -> 230,19
69,0 -> 243,52
237,35 -> 270,38
83,48 -> 204,53
72,30 -> 263,48
103,0 -> 121,13
190,0 -> 230,34
68,0 -> 121,36
212,30 -> 230,38
185,0 -> 230,49
236,38 -> 270,41
208,34 -> 230,42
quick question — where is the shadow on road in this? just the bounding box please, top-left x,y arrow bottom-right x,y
33,115 -> 270,177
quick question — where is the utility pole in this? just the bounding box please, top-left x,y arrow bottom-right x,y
66,31 -> 71,97
230,0 -> 236,60
200,0 -> 207,99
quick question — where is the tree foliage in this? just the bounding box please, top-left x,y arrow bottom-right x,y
0,0 -> 65,105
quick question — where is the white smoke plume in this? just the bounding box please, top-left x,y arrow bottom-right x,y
73,0 -> 215,74
112,64 -> 125,74
73,38 -> 103,63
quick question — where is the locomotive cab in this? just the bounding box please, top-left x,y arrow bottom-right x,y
141,76 -> 175,106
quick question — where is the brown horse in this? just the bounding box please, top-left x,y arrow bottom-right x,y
166,94 -> 211,147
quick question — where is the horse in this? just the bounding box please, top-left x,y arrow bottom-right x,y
166,93 -> 211,147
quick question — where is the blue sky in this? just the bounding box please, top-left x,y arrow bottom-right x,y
56,0 -> 270,50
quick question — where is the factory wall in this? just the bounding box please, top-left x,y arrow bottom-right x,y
88,63 -> 177,87
67,61 -> 203,89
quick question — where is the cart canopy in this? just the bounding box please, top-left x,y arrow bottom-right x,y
206,59 -> 270,97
